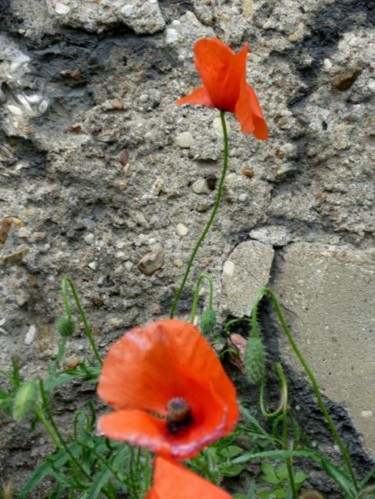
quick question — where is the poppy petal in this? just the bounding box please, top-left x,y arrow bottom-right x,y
194,38 -> 247,112
97,320 -> 239,460
97,323 -> 184,414
146,457 -> 232,499
235,83 -> 268,139
176,86 -> 214,107
159,320 -> 238,430
98,410 -> 170,455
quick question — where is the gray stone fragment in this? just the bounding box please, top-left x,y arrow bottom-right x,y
46,0 -> 165,34
25,324 -> 37,345
221,241 -> 274,317
249,226 -> 293,247
272,243 -> 375,455
176,132 -> 194,149
138,249 -> 165,276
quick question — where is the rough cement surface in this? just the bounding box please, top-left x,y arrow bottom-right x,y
221,240 -> 274,317
272,243 -> 375,454
0,0 -> 374,490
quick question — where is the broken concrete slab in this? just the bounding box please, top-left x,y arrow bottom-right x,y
221,240 -> 274,318
272,243 -> 375,456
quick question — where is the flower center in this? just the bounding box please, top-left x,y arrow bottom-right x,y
166,397 -> 192,435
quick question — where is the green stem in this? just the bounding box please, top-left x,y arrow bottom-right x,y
189,274 -> 214,322
53,337 -> 68,371
38,379 -> 91,483
277,363 -> 298,499
170,111 -> 229,318
33,407 -> 61,448
61,276 -> 102,365
259,362 -> 285,418
253,287 -> 359,492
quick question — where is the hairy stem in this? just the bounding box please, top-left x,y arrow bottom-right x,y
170,111 -> 229,318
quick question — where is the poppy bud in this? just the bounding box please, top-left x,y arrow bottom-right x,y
244,336 -> 266,384
200,309 -> 216,336
12,380 -> 38,422
56,315 -> 76,338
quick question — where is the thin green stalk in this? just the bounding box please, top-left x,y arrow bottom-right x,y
259,363 -> 286,419
277,363 -> 298,499
170,111 -> 229,318
38,379 -> 91,484
33,407 -> 61,448
53,337 -> 68,371
189,273 -> 214,322
253,287 -> 359,492
61,276 -> 102,365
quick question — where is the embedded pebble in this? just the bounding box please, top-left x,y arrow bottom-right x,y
138,249 -> 165,276
166,28 -> 179,44
176,131 -> 194,148
176,223 -> 188,236
55,2 -> 71,14
192,178 -> 209,194
109,318 -> 125,329
25,324 -> 37,345
173,259 -> 183,268
84,233 -> 94,245
88,261 -> 97,270
331,64 -> 363,91
151,178 -> 164,195
361,411 -> 373,419
124,261 -> 134,271
121,5 -> 134,17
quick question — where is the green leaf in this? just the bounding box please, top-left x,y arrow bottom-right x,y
262,462 -> 278,480
82,469 -> 113,499
294,471 -> 309,485
19,444 -> 82,498
321,459 -> 357,496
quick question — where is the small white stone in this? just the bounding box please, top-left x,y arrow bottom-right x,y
124,261 -> 134,271
25,324 -> 37,345
223,261 -> 235,276
192,178 -> 208,194
121,5 -> 134,17
115,251 -> 127,260
55,2 -> 71,14
88,261 -> 97,270
176,223 -> 188,236
139,94 -> 149,103
109,318 -> 125,328
176,131 -> 194,148
166,28 -> 179,44
174,259 -> 183,268
323,58 -> 332,71
38,99 -> 49,114
239,193 -> 248,202
84,233 -> 94,245
18,227 -> 29,238
361,410 -> 373,419
151,178 -> 164,195
7,104 -> 23,116
368,79 -> 375,93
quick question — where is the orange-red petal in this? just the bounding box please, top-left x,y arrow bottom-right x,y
193,38 -> 247,112
235,83 -> 268,139
146,457 -> 232,499
97,320 -> 239,459
176,86 -> 214,107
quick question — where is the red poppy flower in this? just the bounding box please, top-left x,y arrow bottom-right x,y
176,38 -> 268,140
146,457 -> 232,499
97,319 -> 238,460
